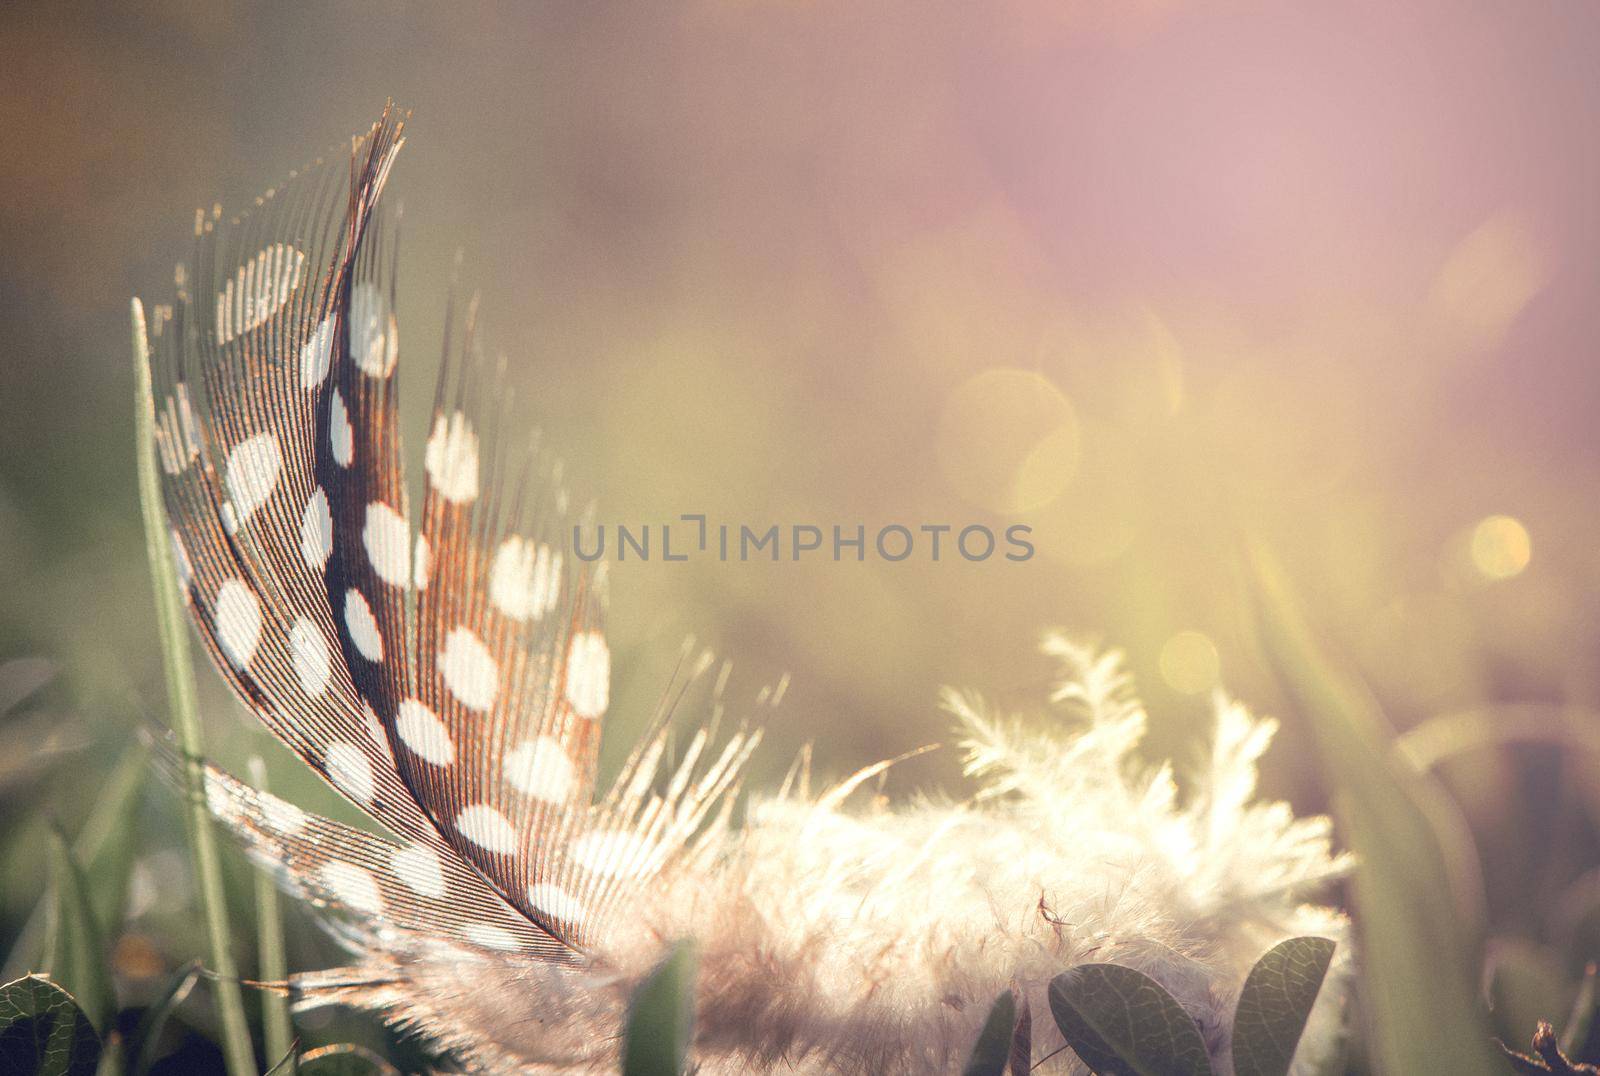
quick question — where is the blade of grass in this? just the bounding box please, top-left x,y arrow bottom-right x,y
1247,540 -> 1501,1076
3,741 -> 150,980
248,757 -> 293,1064
131,298 -> 256,1076
43,828 -> 114,1032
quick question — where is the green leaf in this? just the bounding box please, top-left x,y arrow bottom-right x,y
42,831 -> 113,1033
1047,963 -> 1214,1076
963,990 -> 1016,1076
1232,937 -> 1336,1076
0,975 -> 102,1076
295,1043 -> 397,1074
1247,541 -> 1504,1076
128,960 -> 198,1076
621,941 -> 697,1076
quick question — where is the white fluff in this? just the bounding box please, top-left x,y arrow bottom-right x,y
290,637 -> 1352,1073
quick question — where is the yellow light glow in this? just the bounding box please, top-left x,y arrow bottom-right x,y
1159,630 -> 1220,695
1469,515 -> 1531,581
1426,211 -> 1546,357
938,368 -> 1079,514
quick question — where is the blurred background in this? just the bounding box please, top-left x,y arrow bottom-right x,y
3,0 -> 1600,1067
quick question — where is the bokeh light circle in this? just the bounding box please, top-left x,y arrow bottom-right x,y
937,368 -> 1079,514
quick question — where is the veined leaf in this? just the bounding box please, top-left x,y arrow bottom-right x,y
1232,937 -> 1335,1076
1048,963 -> 1213,1076
622,941 -> 697,1076
963,990 -> 1016,1076
0,975 -> 102,1076
42,831 -> 113,1033
1248,542 -> 1502,1076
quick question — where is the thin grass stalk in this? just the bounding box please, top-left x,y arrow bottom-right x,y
248,756 -> 293,1063
1,742 -> 149,979
131,297 -> 257,1076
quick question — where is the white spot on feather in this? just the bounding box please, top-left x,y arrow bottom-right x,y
571,829 -> 653,879
413,534 -> 431,591
330,388 -> 353,467
564,632 -> 610,719
289,617 -> 332,699
169,528 -> 194,595
505,737 -> 577,803
204,772 -> 239,823
299,488 -> 333,571
396,699 -> 454,767
222,433 -> 281,531
216,244 -> 304,344
439,627 -> 498,711
363,502 -> 410,587
391,844 -> 447,899
259,793 -> 308,836
344,588 -> 383,662
214,579 -> 262,670
461,923 -> 520,951
527,883 -> 585,927
455,804 -> 517,854
324,742 -> 375,805
349,283 -> 398,377
319,861 -> 384,916
488,537 -> 563,622
424,411 -> 479,504
299,315 -> 334,388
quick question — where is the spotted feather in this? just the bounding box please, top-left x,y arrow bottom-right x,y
144,107 -> 752,974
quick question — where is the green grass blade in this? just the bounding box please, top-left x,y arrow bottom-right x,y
1248,541 -> 1502,1075
248,757 -> 294,1064
3,742 -> 149,981
621,941 -> 697,1075
130,298 -> 256,1076
42,830 -> 113,1033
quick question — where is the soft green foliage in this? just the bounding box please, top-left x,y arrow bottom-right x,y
1048,963 -> 1213,1076
622,941 -> 698,1076
0,975 -> 101,1076
1232,937 -> 1335,1076
73,745 -> 146,949
1,742 -> 145,985
1249,541 -> 1504,1076
962,990 -> 1017,1076
130,299 -> 256,1076
41,832 -> 111,1034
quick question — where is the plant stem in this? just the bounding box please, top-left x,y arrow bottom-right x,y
131,298 -> 256,1076
248,756 -> 294,1063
